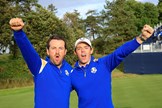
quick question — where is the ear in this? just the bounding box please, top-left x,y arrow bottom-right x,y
65,49 -> 67,55
74,50 -> 77,55
46,48 -> 49,56
90,48 -> 94,54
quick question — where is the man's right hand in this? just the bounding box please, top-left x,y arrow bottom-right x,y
9,18 -> 24,31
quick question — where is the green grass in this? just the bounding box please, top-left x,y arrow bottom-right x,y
0,86 -> 78,108
0,87 -> 34,108
0,74 -> 162,108
113,74 -> 162,108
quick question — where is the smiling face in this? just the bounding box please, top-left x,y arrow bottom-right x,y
75,42 -> 93,66
47,39 -> 67,68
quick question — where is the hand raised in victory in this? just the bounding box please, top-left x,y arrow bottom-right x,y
9,18 -> 24,31
137,24 -> 154,44
141,24 -> 154,40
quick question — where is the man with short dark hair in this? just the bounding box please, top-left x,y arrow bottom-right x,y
9,18 -> 72,108
71,25 -> 154,108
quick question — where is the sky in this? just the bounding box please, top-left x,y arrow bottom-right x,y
38,0 -> 158,18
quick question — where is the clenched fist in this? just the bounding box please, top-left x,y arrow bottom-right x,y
136,24 -> 154,44
9,18 -> 24,31
141,24 -> 154,40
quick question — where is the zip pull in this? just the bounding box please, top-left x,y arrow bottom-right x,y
59,70 -> 62,74
84,71 -> 86,77
80,66 -> 86,77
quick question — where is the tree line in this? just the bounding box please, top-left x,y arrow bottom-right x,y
0,0 -> 162,64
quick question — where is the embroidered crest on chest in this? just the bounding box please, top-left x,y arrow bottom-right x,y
91,67 -> 97,74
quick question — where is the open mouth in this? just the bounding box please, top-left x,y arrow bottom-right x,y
55,55 -> 60,61
81,54 -> 86,57
12,25 -> 21,27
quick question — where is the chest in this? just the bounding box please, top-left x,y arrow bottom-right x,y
71,63 -> 111,91
34,64 -> 71,89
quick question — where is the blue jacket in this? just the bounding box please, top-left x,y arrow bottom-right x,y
70,39 -> 140,108
13,30 -> 72,108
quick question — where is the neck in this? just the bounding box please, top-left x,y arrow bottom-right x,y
57,64 -> 62,68
79,57 -> 91,67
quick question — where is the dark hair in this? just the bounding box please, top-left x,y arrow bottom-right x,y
46,35 -> 67,49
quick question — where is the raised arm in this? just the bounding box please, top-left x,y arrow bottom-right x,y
103,24 -> 154,71
9,18 -> 41,76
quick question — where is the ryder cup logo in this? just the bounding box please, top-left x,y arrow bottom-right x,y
91,67 -> 97,74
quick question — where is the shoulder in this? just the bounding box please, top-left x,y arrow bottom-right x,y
38,59 -> 48,74
64,61 -> 72,68
93,58 -> 98,62
63,61 -> 73,74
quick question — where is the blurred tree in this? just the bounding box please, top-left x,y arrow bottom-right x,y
0,0 -> 77,64
62,10 -> 85,64
0,0 -> 12,54
157,0 -> 162,22
102,0 -> 137,40
47,3 -> 57,13
141,2 -> 158,27
94,0 -> 158,54
23,6 -> 75,64
85,10 -> 99,40
62,10 -> 85,38
0,0 -> 38,58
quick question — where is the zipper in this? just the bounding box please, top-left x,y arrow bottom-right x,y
84,70 -> 86,77
59,69 -> 62,74
75,65 -> 87,77
80,67 -> 86,77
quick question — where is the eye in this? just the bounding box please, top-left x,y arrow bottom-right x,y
59,47 -> 64,50
84,46 -> 89,49
51,47 -> 56,50
76,47 -> 81,50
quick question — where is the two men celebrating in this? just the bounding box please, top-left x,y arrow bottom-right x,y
9,18 -> 154,108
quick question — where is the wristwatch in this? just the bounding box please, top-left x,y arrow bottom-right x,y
139,34 -> 146,42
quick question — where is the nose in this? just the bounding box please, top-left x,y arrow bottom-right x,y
81,48 -> 85,52
55,48 -> 60,54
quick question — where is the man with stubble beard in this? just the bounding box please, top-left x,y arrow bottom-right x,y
9,18 -> 72,108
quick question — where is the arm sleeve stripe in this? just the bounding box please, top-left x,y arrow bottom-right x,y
39,59 -> 47,74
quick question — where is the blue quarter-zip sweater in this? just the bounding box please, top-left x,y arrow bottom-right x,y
13,30 -> 72,108
71,39 -> 140,108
